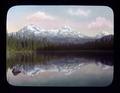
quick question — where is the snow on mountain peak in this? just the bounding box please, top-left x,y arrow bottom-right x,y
100,31 -> 110,35
18,24 -> 47,35
61,25 -> 72,31
11,24 -> 93,42
23,24 -> 41,31
96,31 -> 111,38
25,24 -> 36,30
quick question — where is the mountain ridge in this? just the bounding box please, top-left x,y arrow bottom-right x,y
8,24 -> 113,44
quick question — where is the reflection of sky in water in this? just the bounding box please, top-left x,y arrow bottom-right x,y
7,56 -> 113,86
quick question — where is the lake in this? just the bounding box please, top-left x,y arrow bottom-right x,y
6,51 -> 113,86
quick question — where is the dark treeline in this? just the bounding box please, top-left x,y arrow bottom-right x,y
7,34 -> 113,51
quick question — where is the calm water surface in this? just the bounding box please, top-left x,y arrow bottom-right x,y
7,52 -> 113,86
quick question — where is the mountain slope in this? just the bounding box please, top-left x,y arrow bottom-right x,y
8,24 -> 95,44
7,24 -> 113,51
95,31 -> 112,38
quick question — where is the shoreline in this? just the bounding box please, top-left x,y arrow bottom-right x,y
7,50 -> 113,55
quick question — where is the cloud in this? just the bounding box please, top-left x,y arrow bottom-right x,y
68,8 -> 91,16
26,11 -> 55,21
88,17 -> 113,29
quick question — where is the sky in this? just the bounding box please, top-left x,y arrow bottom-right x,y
7,5 -> 114,36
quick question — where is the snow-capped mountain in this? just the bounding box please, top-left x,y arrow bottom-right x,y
16,24 -> 45,38
99,34 -> 113,42
17,24 -> 86,38
8,24 -> 113,44
95,31 -> 112,38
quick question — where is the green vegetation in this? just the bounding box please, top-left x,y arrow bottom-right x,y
7,34 -> 113,53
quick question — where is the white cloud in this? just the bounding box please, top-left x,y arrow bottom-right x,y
68,8 -> 91,16
88,17 -> 113,29
26,11 -> 55,21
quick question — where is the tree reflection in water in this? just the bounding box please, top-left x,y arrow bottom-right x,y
7,51 -> 113,76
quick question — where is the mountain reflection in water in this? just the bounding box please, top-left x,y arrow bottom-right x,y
7,52 -> 113,86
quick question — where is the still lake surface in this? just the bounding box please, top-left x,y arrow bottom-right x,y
7,51 -> 113,86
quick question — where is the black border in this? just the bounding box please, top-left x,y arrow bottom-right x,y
0,0 -> 119,92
